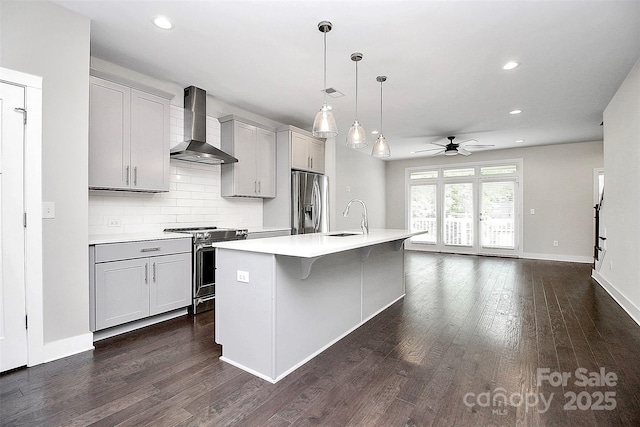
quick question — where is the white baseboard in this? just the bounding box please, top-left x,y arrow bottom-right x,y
521,252 -> 593,264
43,332 -> 94,363
591,270 -> 640,327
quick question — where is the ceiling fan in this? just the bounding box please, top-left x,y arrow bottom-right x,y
412,136 -> 494,156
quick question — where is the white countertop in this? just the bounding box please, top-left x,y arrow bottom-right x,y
213,229 -> 425,258
89,232 -> 191,245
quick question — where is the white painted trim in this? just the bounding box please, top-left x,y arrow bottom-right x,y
43,333 -> 94,363
592,271 -> 640,327
521,252 -> 592,264
92,308 -> 188,342
1,67 -> 45,367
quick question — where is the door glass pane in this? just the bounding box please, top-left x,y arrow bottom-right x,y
410,184 -> 437,243
480,181 -> 515,249
444,183 -> 474,246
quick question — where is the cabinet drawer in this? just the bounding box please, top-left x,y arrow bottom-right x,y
95,238 -> 192,263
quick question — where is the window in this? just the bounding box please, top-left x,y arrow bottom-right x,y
410,184 -> 437,243
480,164 -> 517,175
410,170 -> 438,180
443,168 -> 475,178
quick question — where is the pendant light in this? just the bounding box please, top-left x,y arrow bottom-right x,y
312,21 -> 338,138
346,52 -> 367,148
371,76 -> 390,158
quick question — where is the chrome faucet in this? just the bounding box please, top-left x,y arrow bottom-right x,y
343,198 -> 369,234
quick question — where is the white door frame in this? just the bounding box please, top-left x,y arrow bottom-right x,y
405,159 -> 523,257
0,67 -> 44,367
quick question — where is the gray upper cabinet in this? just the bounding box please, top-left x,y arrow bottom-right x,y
89,74 -> 171,192
291,131 -> 325,174
220,115 -> 276,198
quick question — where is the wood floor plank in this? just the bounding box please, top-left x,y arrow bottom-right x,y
3,252 -> 640,426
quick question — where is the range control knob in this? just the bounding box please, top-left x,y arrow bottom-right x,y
203,232 -> 211,240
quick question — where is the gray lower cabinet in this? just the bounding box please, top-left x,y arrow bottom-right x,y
90,238 -> 192,331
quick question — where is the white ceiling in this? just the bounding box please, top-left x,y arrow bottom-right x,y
54,0 -> 640,160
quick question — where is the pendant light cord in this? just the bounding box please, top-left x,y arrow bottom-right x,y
323,31 -> 327,105
379,80 -> 383,134
355,60 -> 359,119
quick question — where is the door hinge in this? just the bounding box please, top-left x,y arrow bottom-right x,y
24,212 -> 27,228
14,107 -> 27,125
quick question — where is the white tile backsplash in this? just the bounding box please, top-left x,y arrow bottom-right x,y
88,108 -> 263,235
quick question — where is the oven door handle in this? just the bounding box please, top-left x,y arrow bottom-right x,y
195,243 -> 216,251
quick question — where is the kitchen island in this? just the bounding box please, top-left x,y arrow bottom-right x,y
213,229 -> 424,383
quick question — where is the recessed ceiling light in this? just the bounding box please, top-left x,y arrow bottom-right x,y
516,139 -> 525,143
503,61 -> 519,70
153,15 -> 173,30
509,109 -> 522,115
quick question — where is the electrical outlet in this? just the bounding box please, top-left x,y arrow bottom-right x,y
530,208 -> 535,215
237,270 -> 249,283
346,186 -> 351,193
553,240 -> 559,247
108,219 -> 121,227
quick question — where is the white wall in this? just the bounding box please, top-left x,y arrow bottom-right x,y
1,1 -> 92,355
386,141 -> 603,261
596,59 -> 640,325
333,141 -> 386,231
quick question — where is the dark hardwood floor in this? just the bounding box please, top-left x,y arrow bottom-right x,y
2,252 -> 640,426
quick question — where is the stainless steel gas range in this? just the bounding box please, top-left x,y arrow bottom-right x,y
164,226 -> 248,314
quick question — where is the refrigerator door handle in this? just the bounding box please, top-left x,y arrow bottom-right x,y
312,178 -> 322,232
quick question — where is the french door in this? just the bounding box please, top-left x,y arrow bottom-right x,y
407,161 -> 521,256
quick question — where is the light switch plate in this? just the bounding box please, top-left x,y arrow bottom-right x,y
42,202 -> 55,219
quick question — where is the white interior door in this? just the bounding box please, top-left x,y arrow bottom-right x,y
0,81 -> 27,372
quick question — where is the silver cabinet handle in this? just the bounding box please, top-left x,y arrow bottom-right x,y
258,181 -> 261,193
134,166 -> 138,186
126,166 -> 130,185
311,157 -> 313,169
140,247 -> 160,252
145,263 -> 148,283
153,262 -> 156,282
254,180 -> 257,193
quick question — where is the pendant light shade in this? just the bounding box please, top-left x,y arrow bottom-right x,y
372,76 -> 390,158
346,52 -> 367,148
312,21 -> 338,138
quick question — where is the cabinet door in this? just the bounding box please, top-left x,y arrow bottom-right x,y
308,139 -> 325,174
149,253 -> 191,316
130,89 -> 170,192
95,258 -> 149,330
232,121 -> 259,196
89,78 -> 131,190
256,128 -> 276,197
291,132 -> 310,171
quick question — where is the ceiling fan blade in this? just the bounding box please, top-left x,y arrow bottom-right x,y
412,147 -> 444,154
430,141 -> 448,147
458,148 -> 472,156
427,150 -> 445,157
458,139 -> 479,145
465,144 -> 494,148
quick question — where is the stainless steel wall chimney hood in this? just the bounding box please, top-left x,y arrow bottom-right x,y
170,86 -> 238,164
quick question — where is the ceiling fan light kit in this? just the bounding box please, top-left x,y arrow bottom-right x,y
312,21 -> 339,138
346,52 -> 367,149
371,76 -> 391,158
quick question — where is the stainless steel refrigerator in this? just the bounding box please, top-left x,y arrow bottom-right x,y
291,170 -> 329,234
